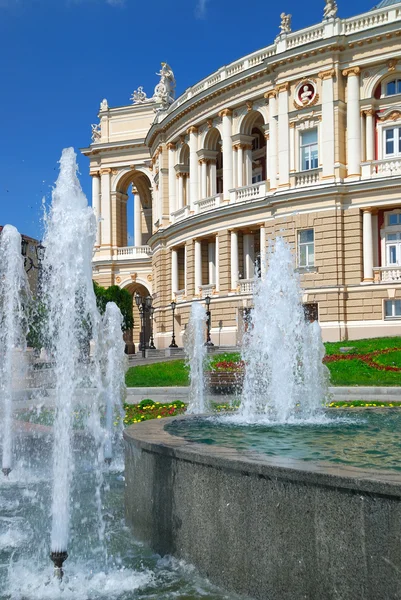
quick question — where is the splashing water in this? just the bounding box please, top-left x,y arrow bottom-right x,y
185,302 -> 208,414
0,225 -> 30,475
101,302 -> 126,463
239,237 -> 329,423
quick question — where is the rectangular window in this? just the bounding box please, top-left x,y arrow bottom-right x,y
384,127 -> 401,157
300,129 -> 318,171
298,229 -> 314,268
385,300 -> 401,319
388,213 -> 401,226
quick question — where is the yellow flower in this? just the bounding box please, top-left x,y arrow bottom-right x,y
157,415 -> 162,419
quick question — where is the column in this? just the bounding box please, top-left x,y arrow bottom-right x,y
260,226 -> 266,278
208,242 -> 216,285
177,174 -> 184,209
100,168 -> 111,246
365,109 -> 375,162
230,230 -> 239,291
167,143 -> 176,216
219,109 -> 233,199
319,69 -> 336,179
215,234 -> 220,291
200,160 -> 208,199
133,188 -> 141,246
184,244 -> 188,295
266,91 -> 278,190
91,171 -> 101,247
265,134 -> 270,182
343,67 -> 361,177
210,162 -> 217,195
244,145 -> 253,186
363,210 -> 374,281
289,123 -> 295,173
243,234 -> 254,279
194,239 -> 202,294
188,126 -> 199,210
237,145 -> 244,188
171,248 -> 179,295
277,83 -> 290,187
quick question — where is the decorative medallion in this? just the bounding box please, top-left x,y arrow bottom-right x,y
147,274 -> 153,282
294,80 -> 318,109
131,273 -> 137,281
115,276 -> 121,284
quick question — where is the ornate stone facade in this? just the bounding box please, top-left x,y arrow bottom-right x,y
82,1 -> 401,348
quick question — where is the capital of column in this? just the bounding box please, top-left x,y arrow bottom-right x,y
186,126 -> 198,135
318,68 -> 336,80
218,108 -> 233,118
166,142 -> 176,150
90,170 -> 100,177
264,90 -> 277,100
99,168 -> 112,175
362,108 -> 375,117
289,122 -> 295,129
276,82 -> 290,94
342,66 -> 361,78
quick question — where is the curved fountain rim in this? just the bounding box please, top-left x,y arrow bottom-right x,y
123,414 -> 401,497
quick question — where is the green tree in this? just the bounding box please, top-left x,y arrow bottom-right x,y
93,282 -> 133,331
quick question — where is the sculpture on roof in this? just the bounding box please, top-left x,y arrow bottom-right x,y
153,62 -> 176,108
91,123 -> 101,142
279,12 -> 292,34
100,98 -> 108,111
323,0 -> 338,19
131,86 -> 148,104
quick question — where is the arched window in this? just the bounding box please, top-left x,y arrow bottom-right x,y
385,79 -> 401,97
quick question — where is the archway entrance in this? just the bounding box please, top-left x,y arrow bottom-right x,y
123,282 -> 153,349
116,170 -> 153,248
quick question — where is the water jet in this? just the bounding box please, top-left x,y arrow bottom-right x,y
50,550 -> 68,580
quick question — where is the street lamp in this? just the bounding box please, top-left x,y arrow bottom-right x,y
149,306 -> 156,350
204,295 -> 214,347
135,293 -> 153,358
21,238 -> 45,273
169,300 -> 178,348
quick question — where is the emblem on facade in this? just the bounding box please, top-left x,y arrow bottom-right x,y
279,13 -> 292,34
323,0 -> 337,20
147,274 -> 153,282
294,81 -> 318,109
91,123 -> 101,142
131,86 -> 148,104
115,276 -> 121,284
131,273 -> 137,281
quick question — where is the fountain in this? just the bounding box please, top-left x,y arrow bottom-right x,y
0,225 -> 30,478
184,301 -> 208,414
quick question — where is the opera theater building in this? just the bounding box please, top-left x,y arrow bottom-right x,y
82,0 -> 401,348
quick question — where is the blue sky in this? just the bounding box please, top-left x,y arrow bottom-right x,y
0,0 -> 373,240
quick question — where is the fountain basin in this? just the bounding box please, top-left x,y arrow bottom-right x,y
124,415 -> 401,600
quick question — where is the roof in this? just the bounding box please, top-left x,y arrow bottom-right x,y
372,0 -> 401,8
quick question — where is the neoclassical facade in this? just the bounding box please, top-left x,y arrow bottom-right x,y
82,0 -> 401,347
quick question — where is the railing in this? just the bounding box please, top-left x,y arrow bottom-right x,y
374,266 -> 401,283
238,279 -> 255,295
231,182 -> 267,204
194,193 -> 222,214
294,169 -> 321,188
175,289 -> 186,302
287,26 -> 325,49
371,159 -> 401,178
116,246 -> 152,258
199,284 -> 216,298
172,205 -> 190,223
343,9 -> 390,34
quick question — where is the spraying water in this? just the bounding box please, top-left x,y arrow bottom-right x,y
239,237 -> 329,423
40,148 -> 104,573
185,302 -> 208,414
0,225 -> 30,476
102,302 -> 126,464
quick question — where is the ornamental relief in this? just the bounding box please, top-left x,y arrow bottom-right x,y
293,79 -> 319,110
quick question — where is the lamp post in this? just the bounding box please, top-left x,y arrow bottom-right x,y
135,293 -> 153,358
21,238 -> 45,273
204,295 -> 214,347
169,300 -> 178,348
149,306 -> 156,350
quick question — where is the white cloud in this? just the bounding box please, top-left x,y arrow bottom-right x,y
195,0 -> 208,19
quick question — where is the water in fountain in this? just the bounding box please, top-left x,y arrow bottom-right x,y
101,302 -> 126,465
239,237 -> 329,423
185,302 -> 208,414
0,225 -> 30,477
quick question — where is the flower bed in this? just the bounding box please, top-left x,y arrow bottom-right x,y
324,348 -> 401,372
205,359 -> 245,393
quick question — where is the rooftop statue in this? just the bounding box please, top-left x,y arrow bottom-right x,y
153,62 -> 176,109
131,86 -> 148,104
91,123 -> 101,142
99,98 -> 108,111
323,0 -> 338,19
279,12 -> 292,34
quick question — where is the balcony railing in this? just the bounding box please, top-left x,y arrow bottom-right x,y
371,159 -> 401,178
115,246 -> 152,258
175,288 -> 186,302
194,193 -> 222,214
172,205 -> 190,223
238,279 -> 255,294
374,266 -> 401,283
199,284 -> 216,298
230,182 -> 267,204
294,169 -> 321,188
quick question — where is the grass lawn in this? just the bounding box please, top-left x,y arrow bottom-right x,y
125,337 -> 401,388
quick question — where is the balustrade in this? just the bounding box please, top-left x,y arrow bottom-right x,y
116,246 -> 152,258
374,267 -> 401,283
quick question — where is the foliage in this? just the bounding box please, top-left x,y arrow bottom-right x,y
327,400 -> 401,408
123,400 -> 187,424
206,352 -> 241,370
125,360 -> 189,387
93,281 -> 133,331
209,360 -> 245,372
